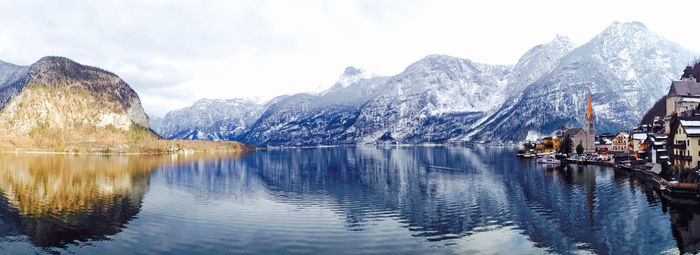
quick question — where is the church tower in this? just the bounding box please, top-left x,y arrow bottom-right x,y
585,89 -> 596,153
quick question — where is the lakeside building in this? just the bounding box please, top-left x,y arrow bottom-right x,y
669,115 -> 700,171
595,137 -> 612,152
564,128 -> 586,151
630,133 -> 648,158
644,133 -> 668,164
665,66 -> 700,134
611,132 -> 630,152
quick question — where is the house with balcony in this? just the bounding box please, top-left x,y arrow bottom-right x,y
611,132 -> 630,152
669,115 -> 700,171
630,133 -> 648,158
644,133 -> 668,164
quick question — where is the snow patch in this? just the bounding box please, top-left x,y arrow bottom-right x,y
525,130 -> 542,142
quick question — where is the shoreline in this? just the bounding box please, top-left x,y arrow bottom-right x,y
0,148 -> 253,156
561,157 -> 700,198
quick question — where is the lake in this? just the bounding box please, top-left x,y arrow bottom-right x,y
0,146 -> 697,254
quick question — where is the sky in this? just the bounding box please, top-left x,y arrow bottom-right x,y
0,0 -> 698,117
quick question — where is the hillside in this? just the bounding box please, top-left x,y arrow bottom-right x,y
0,57 -> 252,153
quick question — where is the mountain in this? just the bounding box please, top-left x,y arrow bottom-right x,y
349,55 -> 511,144
469,21 -> 696,141
0,56 -> 253,153
0,56 -> 153,150
156,21 -> 697,146
461,34 -> 574,140
153,98 -> 265,140
242,72 -> 390,146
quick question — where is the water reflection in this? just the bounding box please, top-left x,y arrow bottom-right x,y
2,147 -> 700,254
152,146 -> 700,254
214,147 -> 697,254
0,152 -> 244,251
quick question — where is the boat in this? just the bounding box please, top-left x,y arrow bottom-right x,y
536,152 -> 553,157
537,155 -> 560,165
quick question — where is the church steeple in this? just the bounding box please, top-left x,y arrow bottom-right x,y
584,88 -> 595,153
587,89 -> 594,121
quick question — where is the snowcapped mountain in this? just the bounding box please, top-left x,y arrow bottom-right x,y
461,34 -> 574,140
469,21 -> 696,142
507,34 -> 574,99
153,98 -> 265,140
349,55 -> 511,144
155,21 -> 697,146
241,71 -> 390,146
322,66 -> 377,94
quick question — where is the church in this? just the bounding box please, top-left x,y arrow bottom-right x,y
584,89 -> 596,153
564,89 -> 596,153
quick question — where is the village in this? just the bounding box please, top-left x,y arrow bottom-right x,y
519,63 -> 700,196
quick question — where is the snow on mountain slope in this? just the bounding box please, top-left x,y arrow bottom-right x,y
322,66 -> 377,94
158,21 -> 697,146
349,55 -> 511,144
460,35 -> 575,140
242,70 -> 389,146
471,21 -> 697,142
154,98 -> 265,140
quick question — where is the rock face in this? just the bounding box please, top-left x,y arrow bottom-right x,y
156,21 -> 697,146
0,56 -> 150,143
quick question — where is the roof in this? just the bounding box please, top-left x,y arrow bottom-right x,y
680,97 -> 700,103
564,128 -> 584,137
679,116 -> 700,137
649,163 -> 662,175
650,134 -> 668,139
614,131 -> 629,138
686,128 -> 700,135
632,133 -> 647,140
668,80 -> 700,97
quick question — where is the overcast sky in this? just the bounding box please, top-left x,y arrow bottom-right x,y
0,0 -> 698,117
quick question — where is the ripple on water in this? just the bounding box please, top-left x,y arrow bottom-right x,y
0,147 -> 689,254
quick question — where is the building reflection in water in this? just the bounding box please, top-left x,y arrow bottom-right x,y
663,195 -> 700,254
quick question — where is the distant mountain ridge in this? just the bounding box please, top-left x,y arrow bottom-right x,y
153,21 -> 697,146
155,98 -> 265,140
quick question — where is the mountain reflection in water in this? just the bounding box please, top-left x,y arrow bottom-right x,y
0,147 -> 700,254
0,152 -> 244,252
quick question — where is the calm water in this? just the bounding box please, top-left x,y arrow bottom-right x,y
0,146 -> 698,254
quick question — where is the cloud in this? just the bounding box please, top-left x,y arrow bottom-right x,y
0,0 -> 697,117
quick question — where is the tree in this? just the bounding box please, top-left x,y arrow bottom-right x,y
559,134 -> 573,155
576,143 -> 584,155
